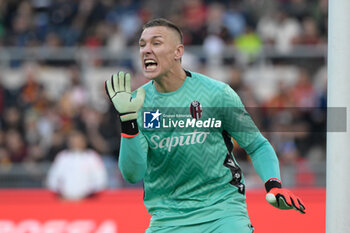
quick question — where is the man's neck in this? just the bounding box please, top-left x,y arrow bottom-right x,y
153,67 -> 187,93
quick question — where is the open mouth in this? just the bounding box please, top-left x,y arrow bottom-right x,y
144,59 -> 158,72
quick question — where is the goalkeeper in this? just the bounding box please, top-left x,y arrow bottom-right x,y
105,18 -> 305,233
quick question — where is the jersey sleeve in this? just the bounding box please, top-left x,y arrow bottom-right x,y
221,84 -> 260,148
118,132 -> 148,183
245,134 -> 281,182
221,84 -> 281,183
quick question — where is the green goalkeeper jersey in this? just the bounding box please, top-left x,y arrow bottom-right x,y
119,71 -> 280,227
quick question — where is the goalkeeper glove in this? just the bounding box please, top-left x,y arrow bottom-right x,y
265,178 -> 306,214
105,71 -> 145,138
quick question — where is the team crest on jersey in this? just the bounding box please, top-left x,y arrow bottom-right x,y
190,100 -> 202,120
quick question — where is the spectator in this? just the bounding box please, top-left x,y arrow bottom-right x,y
0,75 -> 5,114
0,129 -> 11,167
234,25 -> 262,65
4,129 -> 27,163
111,0 -> 141,42
66,65 -> 89,109
223,2 -> 246,38
106,24 -> 127,54
80,106 -> 110,155
46,129 -> 66,162
20,63 -> 44,109
182,0 -> 207,45
257,7 -> 301,53
46,130 -> 108,200
290,69 -> 316,107
2,107 -> 24,133
294,17 -> 322,45
6,0 -> 37,47
203,30 -> 226,66
285,0 -> 312,21
311,0 -> 328,42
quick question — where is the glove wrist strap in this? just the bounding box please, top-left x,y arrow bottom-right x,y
265,178 -> 282,192
121,119 -> 139,138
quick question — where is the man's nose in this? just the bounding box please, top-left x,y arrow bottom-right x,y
141,43 -> 152,54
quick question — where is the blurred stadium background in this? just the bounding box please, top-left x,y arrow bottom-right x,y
0,0 -> 327,232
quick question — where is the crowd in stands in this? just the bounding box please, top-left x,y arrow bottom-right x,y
0,0 -> 328,188
0,0 -> 327,49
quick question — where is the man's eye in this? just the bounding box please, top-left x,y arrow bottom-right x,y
153,42 -> 161,46
139,43 -> 145,47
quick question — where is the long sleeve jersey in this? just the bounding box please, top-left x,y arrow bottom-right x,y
118,71 -> 280,227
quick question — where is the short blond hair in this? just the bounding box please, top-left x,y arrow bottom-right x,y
142,18 -> 183,44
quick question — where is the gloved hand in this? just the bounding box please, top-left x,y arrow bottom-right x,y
265,178 -> 306,214
105,72 -> 145,137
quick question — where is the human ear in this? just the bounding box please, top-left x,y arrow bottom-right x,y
174,44 -> 184,61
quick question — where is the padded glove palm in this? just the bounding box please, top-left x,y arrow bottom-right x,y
265,178 -> 306,214
105,72 -> 145,137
